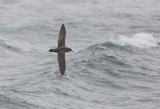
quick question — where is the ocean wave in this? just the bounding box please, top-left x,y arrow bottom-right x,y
1,32 -> 159,109
0,38 -> 22,53
69,37 -> 158,85
0,36 -> 158,109
0,93 -> 39,109
109,33 -> 159,48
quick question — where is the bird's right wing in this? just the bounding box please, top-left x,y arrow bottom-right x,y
58,53 -> 66,75
58,24 -> 66,47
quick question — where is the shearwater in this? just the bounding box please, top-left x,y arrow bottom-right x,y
49,24 -> 73,76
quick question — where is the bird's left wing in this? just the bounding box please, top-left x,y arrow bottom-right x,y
58,53 -> 66,75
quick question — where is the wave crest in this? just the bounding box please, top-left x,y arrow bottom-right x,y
109,33 -> 159,48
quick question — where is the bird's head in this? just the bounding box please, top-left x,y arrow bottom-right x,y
66,48 -> 74,52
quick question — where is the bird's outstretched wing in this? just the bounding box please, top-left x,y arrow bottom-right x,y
58,24 -> 66,47
58,53 -> 66,75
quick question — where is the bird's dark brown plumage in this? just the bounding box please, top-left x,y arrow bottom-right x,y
58,53 -> 65,76
49,24 -> 73,76
58,24 -> 66,47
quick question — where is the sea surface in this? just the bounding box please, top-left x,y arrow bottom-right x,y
0,0 -> 160,109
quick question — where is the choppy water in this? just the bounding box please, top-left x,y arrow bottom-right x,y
0,0 -> 160,109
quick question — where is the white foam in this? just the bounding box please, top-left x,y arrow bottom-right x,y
110,33 -> 159,48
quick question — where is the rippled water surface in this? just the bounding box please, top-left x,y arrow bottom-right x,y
0,0 -> 160,109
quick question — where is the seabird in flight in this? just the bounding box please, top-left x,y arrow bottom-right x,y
49,24 -> 73,76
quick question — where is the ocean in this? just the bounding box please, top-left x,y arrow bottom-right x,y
0,0 -> 160,109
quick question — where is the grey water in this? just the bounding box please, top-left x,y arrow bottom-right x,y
0,0 -> 160,109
